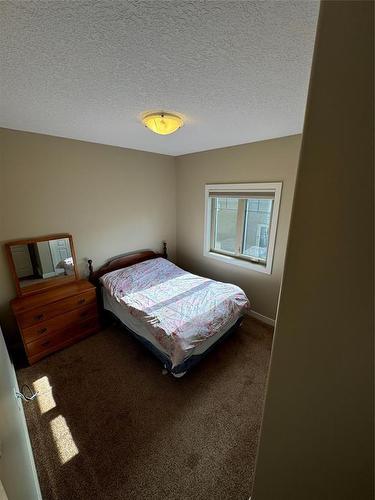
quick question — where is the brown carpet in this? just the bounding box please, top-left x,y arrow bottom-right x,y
17,317 -> 273,500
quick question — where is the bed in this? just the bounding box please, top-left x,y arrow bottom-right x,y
88,245 -> 250,377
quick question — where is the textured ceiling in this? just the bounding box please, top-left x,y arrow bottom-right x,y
0,1 -> 319,156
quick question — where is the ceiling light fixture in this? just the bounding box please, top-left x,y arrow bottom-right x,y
142,112 -> 183,135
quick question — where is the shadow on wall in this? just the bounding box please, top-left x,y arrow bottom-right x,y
0,244 -> 18,346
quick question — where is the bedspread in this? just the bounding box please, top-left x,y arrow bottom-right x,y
101,258 -> 250,367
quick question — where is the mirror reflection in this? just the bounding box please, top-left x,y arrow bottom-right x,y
10,237 -> 74,288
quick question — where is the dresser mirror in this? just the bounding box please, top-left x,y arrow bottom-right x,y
5,233 -> 79,297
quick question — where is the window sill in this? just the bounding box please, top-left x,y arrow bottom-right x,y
203,250 -> 272,274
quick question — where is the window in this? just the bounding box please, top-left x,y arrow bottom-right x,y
204,183 -> 282,274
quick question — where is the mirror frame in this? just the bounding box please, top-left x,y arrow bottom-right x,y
5,233 -> 79,297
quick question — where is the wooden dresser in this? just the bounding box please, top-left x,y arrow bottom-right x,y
11,279 -> 99,364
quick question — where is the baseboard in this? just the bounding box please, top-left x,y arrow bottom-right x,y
42,271 -> 57,278
247,309 -> 275,326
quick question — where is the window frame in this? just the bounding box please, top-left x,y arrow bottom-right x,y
204,182 -> 283,274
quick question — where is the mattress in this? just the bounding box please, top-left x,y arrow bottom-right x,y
103,288 -> 241,359
101,257 -> 250,368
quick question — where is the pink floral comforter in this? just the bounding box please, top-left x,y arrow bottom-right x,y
101,258 -> 250,367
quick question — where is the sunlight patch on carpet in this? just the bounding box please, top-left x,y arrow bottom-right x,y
33,376 -> 56,414
50,415 -> 79,464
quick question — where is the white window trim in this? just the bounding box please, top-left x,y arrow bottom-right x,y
203,182 -> 283,275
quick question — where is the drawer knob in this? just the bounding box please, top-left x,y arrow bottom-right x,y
41,340 -> 50,348
35,313 -> 44,320
80,311 -> 89,317
78,298 -> 86,305
38,327 -> 47,334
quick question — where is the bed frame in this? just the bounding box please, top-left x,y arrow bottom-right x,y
88,241 -> 167,285
88,241 -> 243,377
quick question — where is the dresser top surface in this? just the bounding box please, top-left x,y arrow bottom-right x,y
11,279 -> 95,313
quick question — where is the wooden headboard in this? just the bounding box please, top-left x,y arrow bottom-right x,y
88,242 -> 167,286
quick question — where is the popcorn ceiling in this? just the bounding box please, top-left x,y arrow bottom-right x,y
0,1 -> 319,155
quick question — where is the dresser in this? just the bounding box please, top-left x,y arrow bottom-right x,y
11,279 -> 99,364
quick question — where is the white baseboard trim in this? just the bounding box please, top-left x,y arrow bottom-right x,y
42,271 -> 57,279
247,309 -> 275,326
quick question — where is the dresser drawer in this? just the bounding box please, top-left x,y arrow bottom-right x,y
22,304 -> 97,343
17,289 -> 97,329
26,316 -> 100,360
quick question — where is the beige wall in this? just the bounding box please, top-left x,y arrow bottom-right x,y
0,129 -> 176,344
253,2 -> 373,499
175,135 -> 301,320
0,129 -> 300,345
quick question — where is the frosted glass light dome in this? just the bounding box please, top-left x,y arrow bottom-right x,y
142,112 -> 183,135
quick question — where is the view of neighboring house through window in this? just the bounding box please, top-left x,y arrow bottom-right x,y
212,197 -> 239,254
242,198 -> 273,261
205,183 -> 282,274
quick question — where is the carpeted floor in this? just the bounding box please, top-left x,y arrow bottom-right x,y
17,317 -> 273,500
